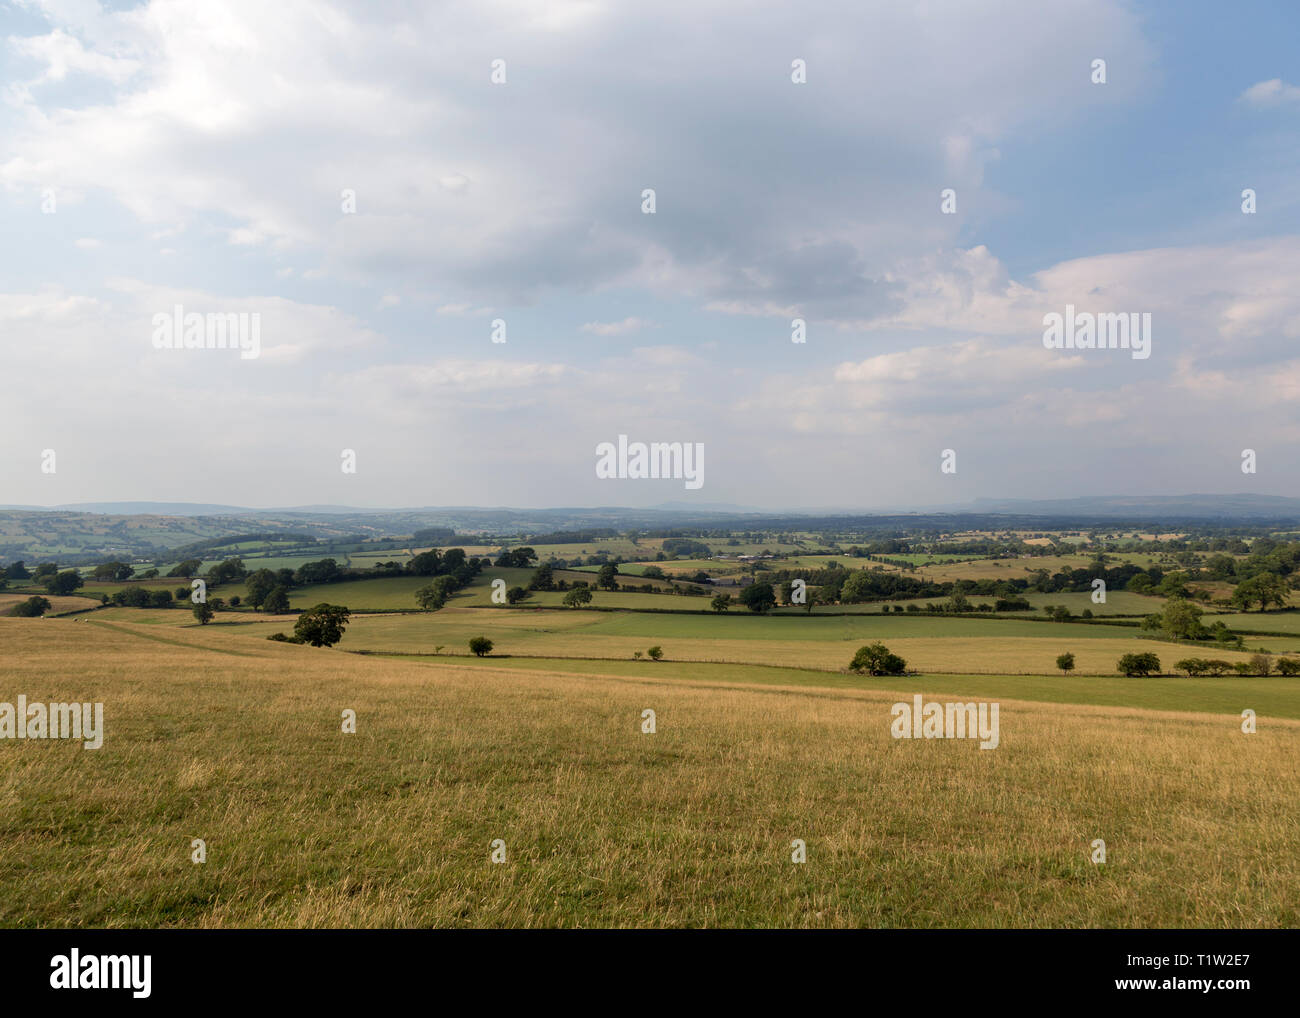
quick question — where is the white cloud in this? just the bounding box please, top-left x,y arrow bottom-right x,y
1239,78 -> 1300,108
580,316 -> 654,336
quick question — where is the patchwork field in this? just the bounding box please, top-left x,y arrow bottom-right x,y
2,616 -> 1297,928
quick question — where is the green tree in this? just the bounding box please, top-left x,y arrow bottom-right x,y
738,581 -> 776,614
92,561 -> 135,581
849,642 -> 907,676
647,645 -> 663,661
469,636 -> 493,657
416,575 -> 456,611
563,586 -> 593,607
11,595 -> 52,617
505,586 -> 529,604
245,569 -> 278,610
167,558 -> 203,578
44,570 -> 84,596
192,602 -> 215,625
710,593 -> 732,612
528,563 -> 555,591
263,586 -> 291,613
1117,652 -> 1160,677
1156,598 -> 1206,640
1056,652 -> 1075,675
1232,573 -> 1289,612
207,558 -> 248,586
597,563 -> 619,590
293,604 -> 351,647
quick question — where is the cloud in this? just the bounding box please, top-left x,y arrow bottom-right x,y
1239,78 -> 1300,108
0,0 -> 1154,314
580,316 -> 654,336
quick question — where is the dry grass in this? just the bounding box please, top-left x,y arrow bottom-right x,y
1,617 -> 1297,928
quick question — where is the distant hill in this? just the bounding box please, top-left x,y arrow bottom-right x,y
966,494 -> 1300,519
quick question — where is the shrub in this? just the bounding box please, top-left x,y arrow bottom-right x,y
1275,658 -> 1300,676
192,603 -> 215,625
1203,659 -> 1233,676
1175,657 -> 1209,677
1250,653 -> 1273,677
1055,652 -> 1075,675
647,645 -> 663,661
469,636 -> 493,657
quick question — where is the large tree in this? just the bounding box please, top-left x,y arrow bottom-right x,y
738,581 -> 776,614
44,570 -> 84,596
293,604 -> 350,647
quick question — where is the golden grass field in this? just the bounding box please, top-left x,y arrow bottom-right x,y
0,593 -> 100,616
2,616 -> 1298,927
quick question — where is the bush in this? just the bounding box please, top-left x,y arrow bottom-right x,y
1274,657 -> 1300,676
1250,653 -> 1273,677
1055,652 -> 1075,675
1175,657 -> 1209,677
192,603 -> 215,625
1203,659 -> 1233,676
267,631 -> 303,644
1117,652 -> 1160,677
469,636 -> 493,657
849,642 -> 907,676
10,595 -> 52,618
647,645 -> 663,661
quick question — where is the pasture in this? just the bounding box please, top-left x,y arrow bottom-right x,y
1,616 -> 1296,928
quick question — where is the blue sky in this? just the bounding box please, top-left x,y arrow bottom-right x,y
2,0 -> 1299,509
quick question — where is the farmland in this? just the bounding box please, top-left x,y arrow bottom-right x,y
4,518 -> 1300,928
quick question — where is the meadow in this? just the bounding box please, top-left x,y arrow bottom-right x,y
6,528 -> 1300,929
2,616 -> 1297,928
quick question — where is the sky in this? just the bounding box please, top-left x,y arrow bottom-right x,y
2,0 -> 1300,510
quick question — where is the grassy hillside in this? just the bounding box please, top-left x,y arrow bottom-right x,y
1,616 -> 1297,928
